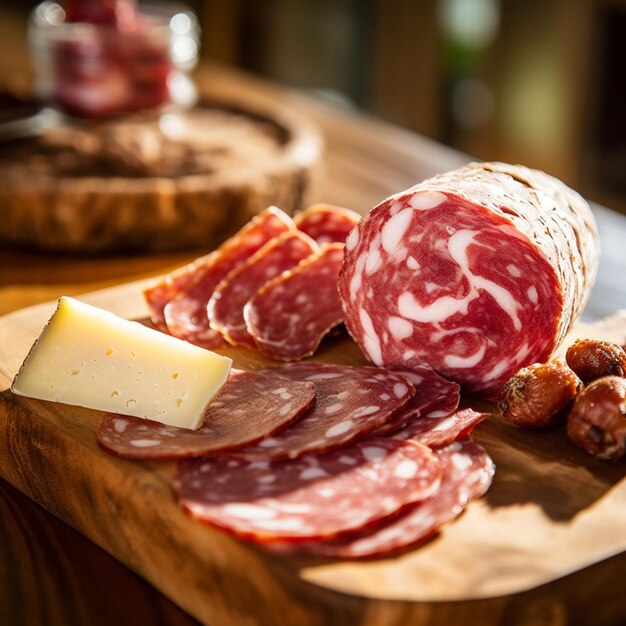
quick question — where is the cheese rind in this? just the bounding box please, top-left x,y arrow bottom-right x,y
11,297 -> 232,430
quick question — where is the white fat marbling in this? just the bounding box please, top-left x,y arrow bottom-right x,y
222,503 -> 276,520
130,439 -> 161,448
345,228 -> 359,251
506,264 -> 522,278
393,383 -> 408,398
397,229 -> 521,331
362,446 -> 387,463
325,419 -> 354,438
381,209 -> 413,254
394,459 -> 418,479
444,344 -> 487,369
527,285 -> 538,304
406,256 -> 420,270
409,190 -> 446,210
387,316 -> 413,340
359,308 -> 383,365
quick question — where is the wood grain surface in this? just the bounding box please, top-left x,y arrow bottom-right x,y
0,280 -> 625,626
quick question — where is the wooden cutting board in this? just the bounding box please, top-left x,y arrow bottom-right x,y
0,282 -> 625,626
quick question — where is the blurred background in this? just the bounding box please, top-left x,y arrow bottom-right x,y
0,0 -> 624,214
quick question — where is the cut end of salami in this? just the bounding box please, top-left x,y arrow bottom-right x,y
174,438 -> 442,541
339,162 -> 599,398
245,243 -> 346,361
96,370 -> 315,460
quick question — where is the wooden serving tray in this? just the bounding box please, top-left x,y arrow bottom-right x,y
1,282 -> 625,626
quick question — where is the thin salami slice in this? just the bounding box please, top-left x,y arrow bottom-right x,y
143,269 -> 198,333
208,231 -> 319,348
245,243 -> 345,361
96,370 -> 315,460
339,162 -> 599,398
264,439 -> 494,558
227,363 -> 414,461
174,438 -> 442,541
161,207 -> 294,348
370,365 -> 461,437
393,408 -> 487,448
294,204 -> 361,245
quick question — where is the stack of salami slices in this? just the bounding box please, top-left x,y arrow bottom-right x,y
98,362 -> 494,559
144,204 -> 360,360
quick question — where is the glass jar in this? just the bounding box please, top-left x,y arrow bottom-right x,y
28,1 -> 200,118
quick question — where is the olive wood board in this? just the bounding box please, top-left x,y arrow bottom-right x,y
0,280 -> 625,626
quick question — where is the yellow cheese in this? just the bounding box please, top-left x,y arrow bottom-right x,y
11,297 -> 232,430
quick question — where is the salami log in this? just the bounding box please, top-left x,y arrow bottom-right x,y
208,231 -> 319,348
245,243 -> 345,361
96,370 -> 315,459
339,162 -> 599,398
370,365 -> 461,437
155,207 -> 294,348
226,363 -> 414,461
264,439 -> 494,558
174,438 -> 442,541
294,204 -> 361,245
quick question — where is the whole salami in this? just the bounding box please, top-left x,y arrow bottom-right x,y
339,162 -> 599,398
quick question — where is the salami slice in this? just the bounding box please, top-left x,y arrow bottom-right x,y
339,162 -> 599,398
208,231 -> 319,348
159,207 -> 294,348
174,438 -> 442,541
245,243 -> 345,361
370,365 -> 461,437
264,439 -> 494,558
393,408 -> 487,448
96,370 -> 315,460
227,363 -> 414,461
294,204 -> 361,245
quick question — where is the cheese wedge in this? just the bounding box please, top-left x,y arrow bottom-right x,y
11,297 -> 232,430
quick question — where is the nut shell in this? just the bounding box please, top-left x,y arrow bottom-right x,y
567,376 -> 626,459
500,361 -> 581,429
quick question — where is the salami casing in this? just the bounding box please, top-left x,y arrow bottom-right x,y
208,231 -> 319,348
339,162 -> 599,397
96,370 -> 315,459
226,363 -> 414,461
174,438 -> 442,541
245,243 -> 345,361
159,207 -> 294,348
264,439 -> 494,558
294,204 -> 361,245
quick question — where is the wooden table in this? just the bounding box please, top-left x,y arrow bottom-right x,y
1,64 -> 626,626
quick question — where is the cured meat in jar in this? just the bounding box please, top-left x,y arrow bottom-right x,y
294,204 -> 361,245
263,439 -> 494,558
146,206 -> 294,348
339,162 -> 599,398
245,243 -> 345,361
96,370 -> 315,459
226,363 -> 414,461
174,438 -> 442,541
208,231 -> 319,348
